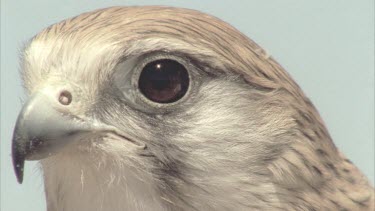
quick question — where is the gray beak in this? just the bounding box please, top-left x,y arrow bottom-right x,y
12,92 -> 94,184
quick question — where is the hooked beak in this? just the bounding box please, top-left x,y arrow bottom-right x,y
12,92 -> 95,184
12,90 -> 146,184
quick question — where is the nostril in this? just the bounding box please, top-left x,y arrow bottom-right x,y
58,90 -> 72,105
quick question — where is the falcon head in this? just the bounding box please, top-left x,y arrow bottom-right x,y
12,6 -> 373,211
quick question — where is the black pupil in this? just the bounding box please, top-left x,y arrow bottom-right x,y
138,59 -> 189,103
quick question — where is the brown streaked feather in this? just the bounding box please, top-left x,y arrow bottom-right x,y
22,6 -> 374,210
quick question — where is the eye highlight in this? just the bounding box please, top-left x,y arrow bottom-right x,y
138,59 -> 189,104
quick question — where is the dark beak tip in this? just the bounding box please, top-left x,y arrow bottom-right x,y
13,157 -> 25,184
12,143 -> 25,184
15,166 -> 24,184
13,158 -> 25,184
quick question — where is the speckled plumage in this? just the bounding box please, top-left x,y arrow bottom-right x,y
20,6 -> 374,211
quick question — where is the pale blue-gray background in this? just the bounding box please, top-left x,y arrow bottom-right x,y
1,1 -> 374,210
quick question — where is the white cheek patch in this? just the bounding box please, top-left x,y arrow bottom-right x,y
156,78 -> 294,209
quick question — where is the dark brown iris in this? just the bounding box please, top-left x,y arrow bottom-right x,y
138,59 -> 189,103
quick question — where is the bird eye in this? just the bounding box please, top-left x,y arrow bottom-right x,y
138,59 -> 189,104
